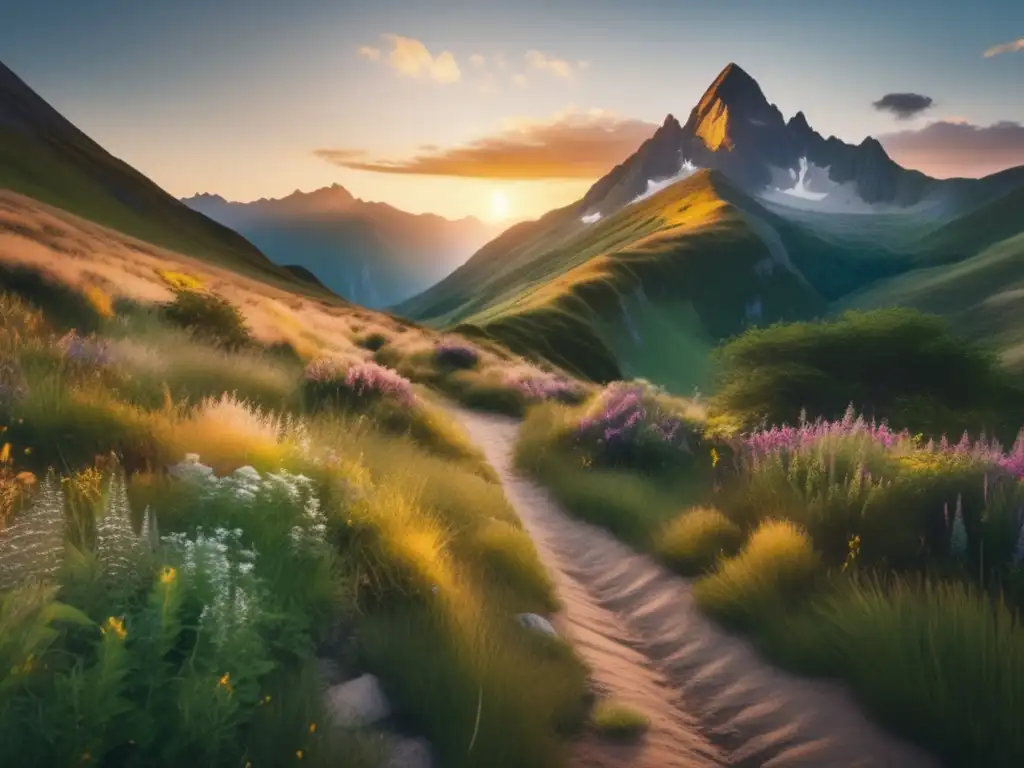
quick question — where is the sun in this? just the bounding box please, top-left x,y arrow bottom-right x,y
490,189 -> 509,221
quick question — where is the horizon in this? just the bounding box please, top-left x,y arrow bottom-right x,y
4,0 -> 1023,222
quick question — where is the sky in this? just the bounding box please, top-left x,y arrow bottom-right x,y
3,0 -> 1023,222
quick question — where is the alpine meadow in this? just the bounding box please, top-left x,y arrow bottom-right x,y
2,3 -> 1024,766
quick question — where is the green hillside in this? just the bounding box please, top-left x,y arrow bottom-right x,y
400,171 -> 828,391
839,232 -> 1024,371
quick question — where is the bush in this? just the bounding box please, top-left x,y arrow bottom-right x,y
160,289 -> 252,351
590,699 -> 650,742
573,381 -> 706,472
301,359 -> 414,413
355,332 -> 389,352
694,520 -> 821,630
712,309 -> 1023,438
654,506 -> 744,575
434,340 -> 480,370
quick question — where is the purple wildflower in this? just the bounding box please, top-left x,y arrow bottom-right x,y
57,331 -> 113,367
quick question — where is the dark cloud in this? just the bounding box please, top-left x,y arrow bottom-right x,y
878,120 -> 1024,178
872,93 -> 935,120
314,110 -> 657,179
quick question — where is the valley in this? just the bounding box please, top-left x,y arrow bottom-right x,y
1,15 -> 1024,767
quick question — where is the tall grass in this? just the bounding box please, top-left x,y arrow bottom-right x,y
0,288 -> 589,767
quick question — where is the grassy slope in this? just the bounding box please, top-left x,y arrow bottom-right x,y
0,61 -> 330,299
834,184 -> 1024,370
838,232 -> 1024,371
401,171 -> 827,393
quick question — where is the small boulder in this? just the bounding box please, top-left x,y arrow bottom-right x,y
386,736 -> 434,768
326,673 -> 391,727
516,613 -> 558,638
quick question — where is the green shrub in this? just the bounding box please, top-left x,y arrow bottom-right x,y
654,506 -> 744,575
712,309 -> 1023,438
355,332 -> 389,352
694,520 -> 821,630
590,699 -> 650,742
160,289 -> 252,351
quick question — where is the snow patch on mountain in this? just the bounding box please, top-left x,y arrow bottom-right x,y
627,158 -> 700,207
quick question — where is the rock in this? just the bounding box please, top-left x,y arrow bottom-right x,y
326,673 -> 391,727
516,613 -> 558,638
385,736 -> 434,768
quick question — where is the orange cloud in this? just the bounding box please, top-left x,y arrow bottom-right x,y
525,50 -> 574,78
314,108 -> 657,180
361,34 -> 461,83
984,38 -> 1024,57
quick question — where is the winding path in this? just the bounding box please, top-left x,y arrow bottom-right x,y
453,408 -> 939,768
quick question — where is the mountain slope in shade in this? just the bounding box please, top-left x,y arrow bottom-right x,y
183,187 -> 501,308
0,60 -> 325,295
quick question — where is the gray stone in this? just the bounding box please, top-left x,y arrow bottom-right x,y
385,736 -> 434,768
326,673 -> 392,727
516,612 -> 558,637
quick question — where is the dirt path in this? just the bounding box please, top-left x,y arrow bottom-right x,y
453,408 -> 939,768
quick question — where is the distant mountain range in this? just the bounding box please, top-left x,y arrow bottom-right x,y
0,60 -> 329,296
398,62 -> 1024,388
182,187 -> 501,308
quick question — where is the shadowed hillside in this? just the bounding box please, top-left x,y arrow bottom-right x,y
0,60 -> 329,297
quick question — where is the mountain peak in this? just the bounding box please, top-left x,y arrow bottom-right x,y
662,113 -> 680,129
699,62 -> 766,111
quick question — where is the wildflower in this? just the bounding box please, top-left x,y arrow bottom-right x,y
308,722 -> 317,734
296,750 -> 304,760
22,448 -> 30,456
711,448 -> 719,468
218,673 -> 234,694
102,616 -> 127,640
159,566 -> 177,584
0,443 -> 9,463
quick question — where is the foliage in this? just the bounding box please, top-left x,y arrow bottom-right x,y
589,699 -> 650,742
712,309 -> 1024,438
653,506 -> 743,575
160,289 -> 253,352
434,340 -> 480,370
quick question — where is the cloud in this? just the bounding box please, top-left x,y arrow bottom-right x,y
512,73 -> 528,88
314,108 -> 658,180
984,38 -> 1024,57
525,50 -> 574,78
878,119 -> 1024,178
578,60 -> 591,71
494,53 -> 508,70
872,92 -> 935,120
360,34 -> 461,83
477,73 -> 499,96
469,54 -> 487,68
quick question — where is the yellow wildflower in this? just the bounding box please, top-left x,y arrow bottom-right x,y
296,750 -> 304,760
22,447 -> 30,456
710,448 -> 719,468
103,616 -> 127,640
218,673 -> 233,694
0,443 -> 10,463
308,722 -> 317,734
159,566 -> 177,585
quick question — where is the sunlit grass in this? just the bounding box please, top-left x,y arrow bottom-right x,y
693,520 -> 821,630
590,698 -> 650,742
653,506 -> 743,575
